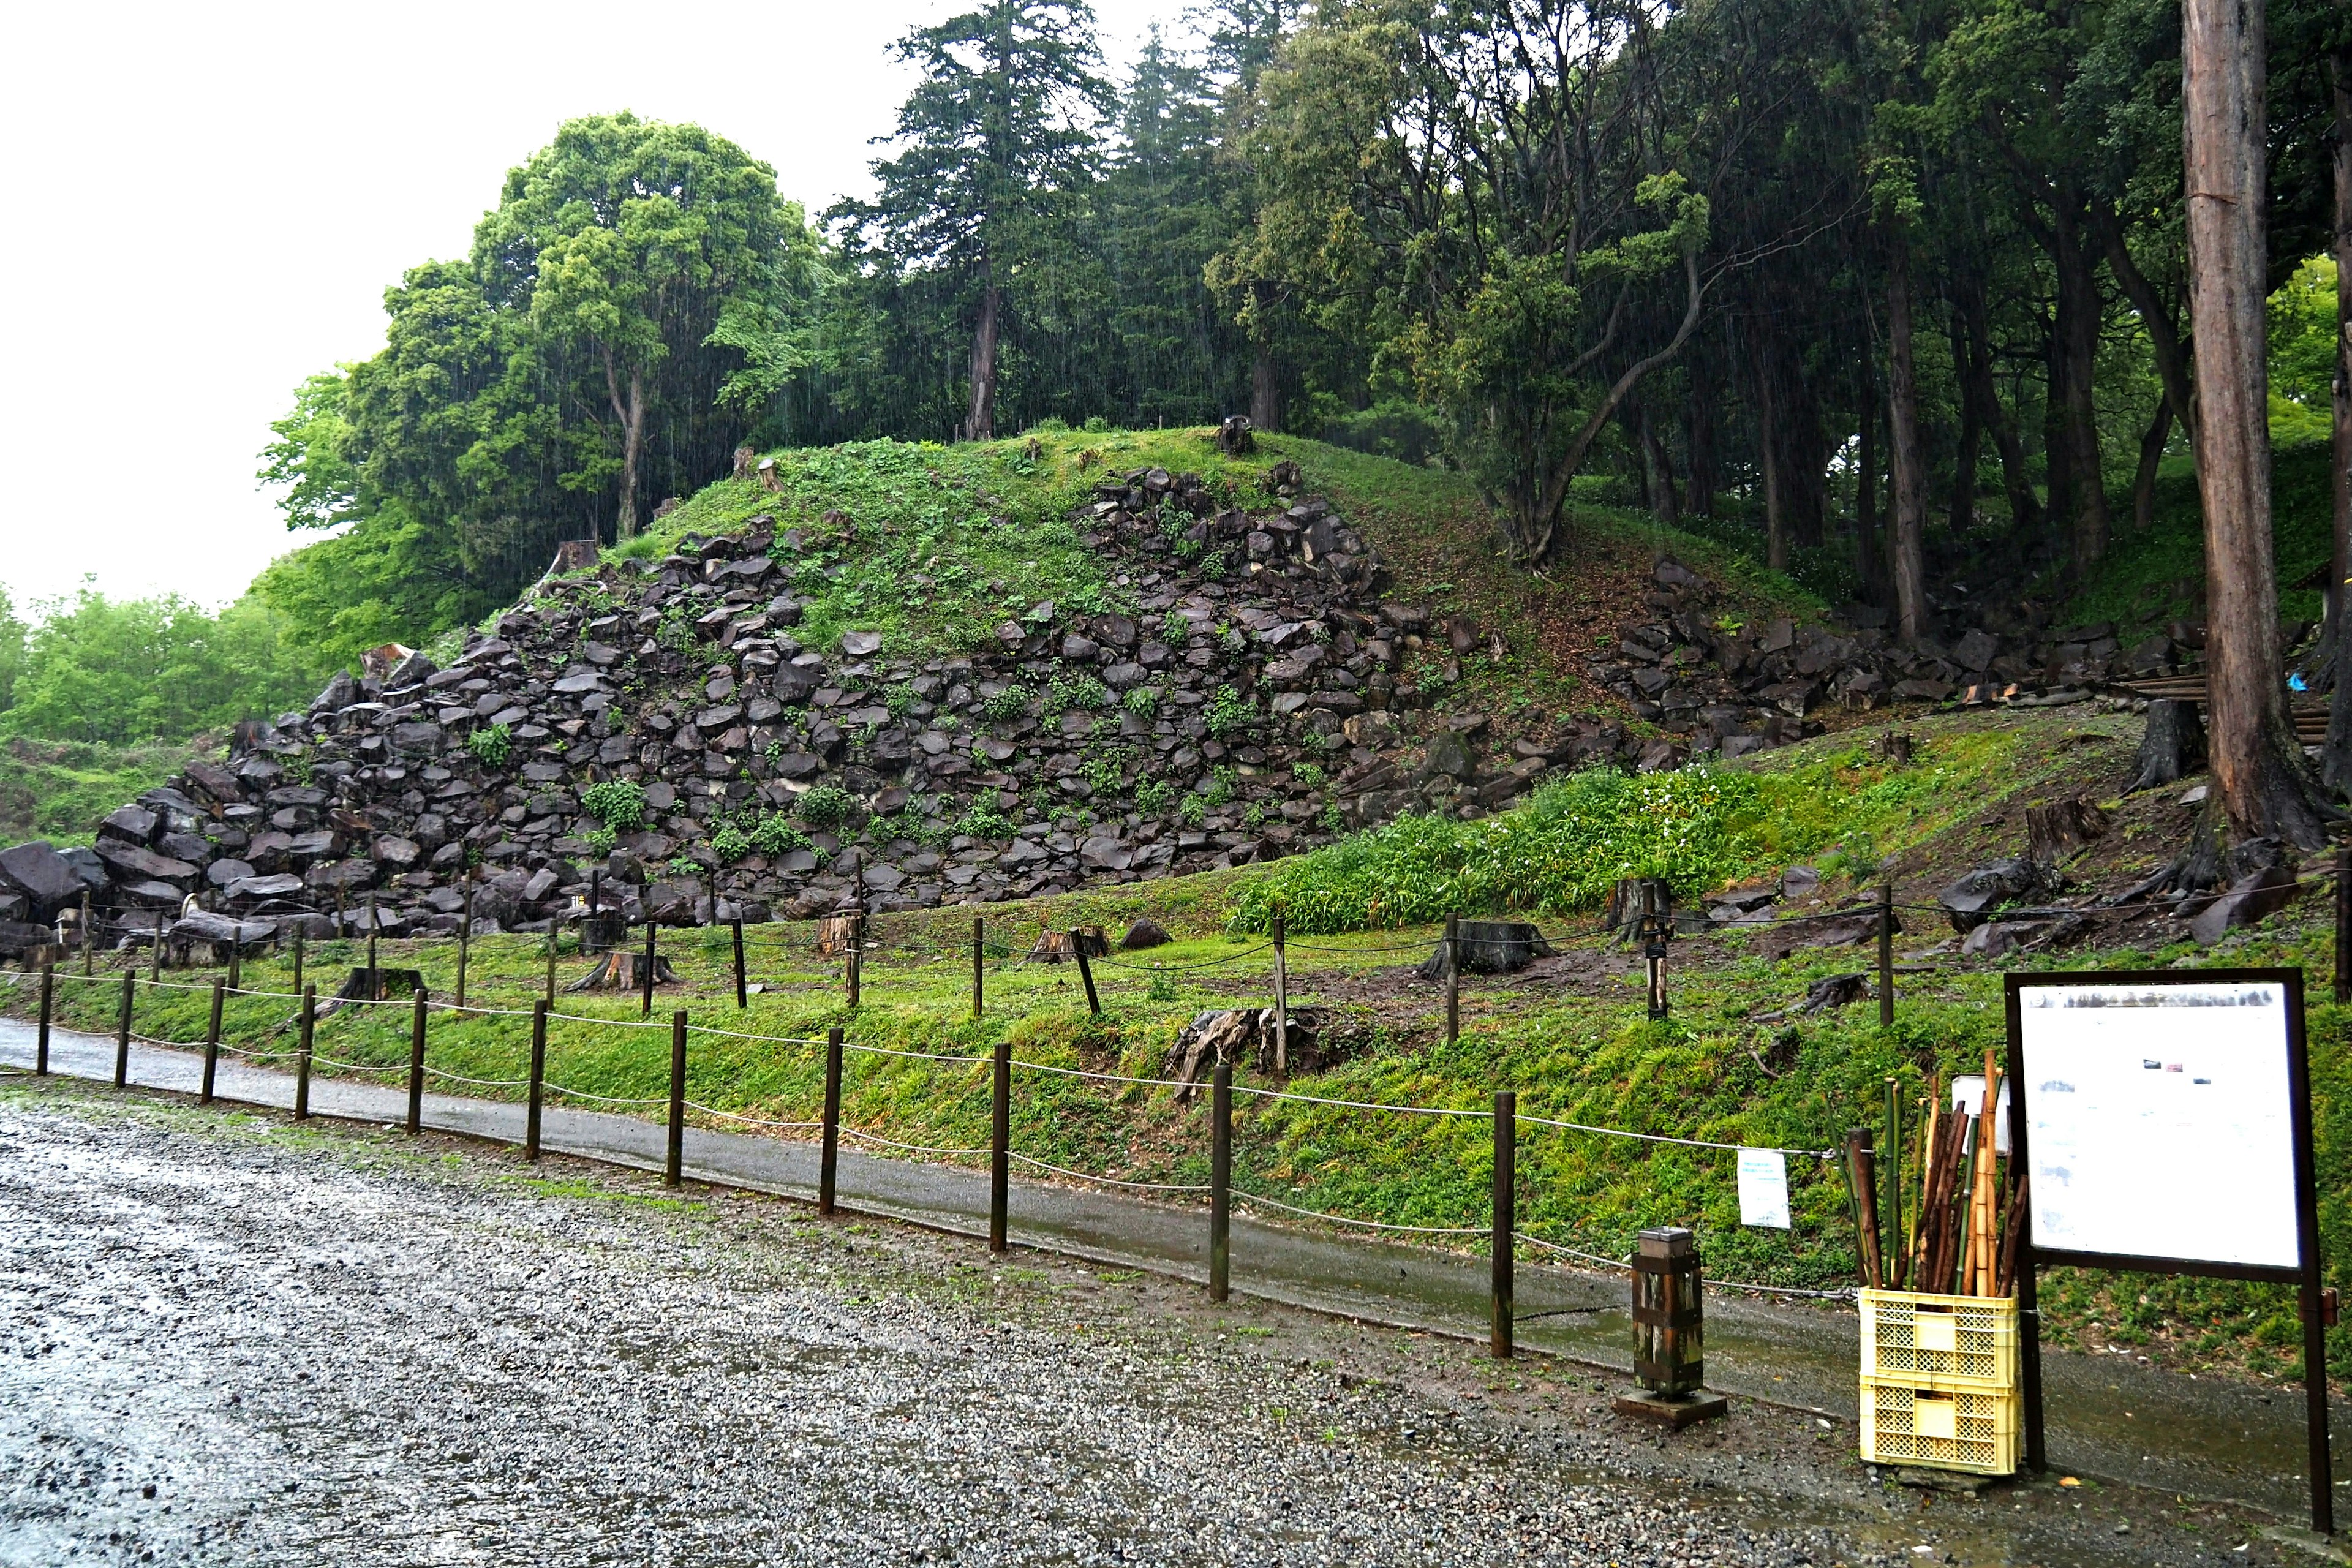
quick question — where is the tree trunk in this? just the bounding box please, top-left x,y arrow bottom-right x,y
1250,280 -> 1282,433
606,352 -> 646,542
1755,345 -> 1787,571
2051,189 -> 2109,571
2322,48 -> 2352,788
1956,274 -> 2043,533
1947,311 -> 1982,537
1684,367 -> 1719,516
2089,201 -> 2198,454
2132,395 -> 2176,532
1856,364 -> 1888,606
2186,0 -> 2331,846
967,277 -> 1001,443
1640,403 -> 1681,527
1887,241 -> 1931,643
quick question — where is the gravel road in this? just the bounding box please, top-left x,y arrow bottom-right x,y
0,1079 -> 2303,1567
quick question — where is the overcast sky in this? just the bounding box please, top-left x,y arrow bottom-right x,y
0,0 -> 1182,616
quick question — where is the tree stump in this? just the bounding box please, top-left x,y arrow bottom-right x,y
579,913 -> 628,954
1604,877 -> 1676,940
2026,796 -> 2111,865
815,914 -> 860,959
2125,698 -> 2207,793
1414,921 -> 1555,979
1215,415 -> 1255,456
567,952 -> 679,992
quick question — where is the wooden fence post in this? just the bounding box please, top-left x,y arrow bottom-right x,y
81,891 -> 92,976
847,911 -> 864,1009
295,984 -> 315,1120
202,976 -> 224,1104
1210,1062 -> 1232,1302
150,911 -> 163,982
665,1009 -> 687,1186
526,998 -> 548,1160
456,880 -> 473,1012
971,918 -> 984,1020
368,891 -> 380,978
1072,939 -> 1101,1016
819,1025 -> 844,1216
990,1039 -> 1011,1253
36,962 -> 51,1077
115,972 -> 134,1087
1493,1089 -> 1516,1360
406,987 -> 428,1134
1271,911 -> 1289,1075
641,922 -> 658,1019
292,926 -> 306,998
732,918 -> 748,1009
1879,883 -> 1896,1028
1444,914 -> 1461,1044
228,942 -> 241,995
543,925 -> 556,1005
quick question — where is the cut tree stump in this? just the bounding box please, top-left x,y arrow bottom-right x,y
1414,921 -> 1555,979
317,967 -> 426,1017
567,952 -> 679,992
2125,698 -> 2208,793
815,914 -> 860,959
2025,796 -> 2111,864
1027,926 -> 1108,963
579,913 -> 628,953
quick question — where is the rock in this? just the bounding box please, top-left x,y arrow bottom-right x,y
1948,629 -> 1997,671
91,840 -> 200,888
205,858 -> 255,888
841,630 -> 883,658
1961,919 -> 2053,958
1422,731 -> 1477,782
226,873 -> 306,901
1937,859 -> 2042,932
2186,865 -> 2301,945
0,842 -> 86,911
0,921 -> 58,956
98,805 -> 160,845
168,910 -> 277,952
1121,918 -> 1172,949
1779,865 -> 1820,899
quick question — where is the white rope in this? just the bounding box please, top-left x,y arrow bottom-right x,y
684,1103 -> 823,1131
1012,1059 -> 1206,1091
1007,1152 -> 1211,1193
1231,1084 -> 1492,1119
839,1126 -> 990,1158
1516,1234 -> 1632,1271
1232,1191 -> 1490,1235
842,1041 -> 990,1068
1516,1112 -> 1836,1160
683,1023 -> 828,1047
424,1065 -> 530,1090
544,1082 -> 669,1107
546,1009 -> 665,1028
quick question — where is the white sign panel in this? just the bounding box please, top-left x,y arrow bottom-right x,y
1736,1148 -> 1790,1229
2016,979 -> 2299,1270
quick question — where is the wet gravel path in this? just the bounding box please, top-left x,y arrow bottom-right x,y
0,1079 -> 2307,1567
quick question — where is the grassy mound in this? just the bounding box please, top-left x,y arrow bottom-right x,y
0,737 -> 204,846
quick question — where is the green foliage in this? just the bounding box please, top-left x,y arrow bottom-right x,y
1158,609 -> 1190,645
255,369 -> 362,531
1203,685 -> 1253,739
0,736 -> 200,846
979,683 -> 1032,722
1232,766 -> 1758,933
665,856 -> 703,880
1046,673 -> 1110,712
1203,765 -> 1238,808
468,724 -> 513,769
0,589 -> 329,747
797,783 -> 856,829
957,800 -> 1018,839
710,822 -> 752,862
584,825 -> 617,857
1291,761 -> 1327,788
1121,685 -> 1158,717
579,778 -> 647,832
1145,965 -> 1179,1003
1179,794 -> 1207,827
1134,777 -> 1177,815
2268,255 -> 2340,423
1083,746 -> 1132,794
748,813 -> 814,857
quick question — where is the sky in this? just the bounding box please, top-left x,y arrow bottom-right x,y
0,0 -> 1182,616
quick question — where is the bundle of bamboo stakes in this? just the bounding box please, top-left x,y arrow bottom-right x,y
1844,1050 -> 2027,1296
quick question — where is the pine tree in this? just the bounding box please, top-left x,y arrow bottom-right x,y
836,1 -> 1112,442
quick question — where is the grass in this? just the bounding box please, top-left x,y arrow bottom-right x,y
10,705 -> 2342,1391
0,736 -> 205,846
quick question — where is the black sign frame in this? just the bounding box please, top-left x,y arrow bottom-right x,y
2005,968 -> 2331,1535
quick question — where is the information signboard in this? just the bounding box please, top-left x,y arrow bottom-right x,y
2005,970 -> 2329,1534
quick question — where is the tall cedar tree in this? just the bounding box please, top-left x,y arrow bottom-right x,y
837,1 -> 1114,442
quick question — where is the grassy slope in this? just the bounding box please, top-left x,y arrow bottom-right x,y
0,737 -> 203,846
17,705 -> 2341,1389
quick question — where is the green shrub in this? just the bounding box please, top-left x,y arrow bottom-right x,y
1204,685 -> 1253,739
665,856 -> 703,880
1134,777 -> 1177,815
958,801 -> 1017,839
1291,761 -> 1327,788
585,826 -> 617,857
1159,610 -> 1189,644
579,778 -> 647,832
1180,794 -> 1206,827
710,822 -> 752,862
1084,746 -> 1132,794
1123,685 -> 1159,717
749,813 -> 813,856
467,725 -> 512,769
1047,673 -> 1110,712
1204,764 -> 1238,807
1229,764 -> 1760,933
979,685 -> 1030,723
797,783 -> 856,829
1145,966 -> 1178,1003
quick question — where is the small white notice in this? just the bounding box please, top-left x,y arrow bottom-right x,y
1737,1147 -> 1790,1229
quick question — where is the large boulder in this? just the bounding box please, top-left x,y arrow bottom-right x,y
0,842 -> 85,912
1937,859 -> 2043,932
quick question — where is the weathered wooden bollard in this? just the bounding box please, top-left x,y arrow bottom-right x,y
1209,1063 -> 1232,1302
36,961 -> 51,1076
406,988 -> 428,1134
115,972 -> 134,1087
990,1040 -> 1011,1253
641,923 -> 658,1019
202,976 -> 224,1104
819,1025 -> 844,1216
1613,1227 -> 1725,1426
1271,911 -> 1289,1074
665,1009 -> 686,1186
846,911 -> 864,1010
970,918 -> 984,1019
295,984 -> 316,1120
456,881 -> 473,1012
1493,1090 -> 1515,1360
526,998 -> 548,1161
1072,937 -> 1101,1016
731,918 -> 747,1009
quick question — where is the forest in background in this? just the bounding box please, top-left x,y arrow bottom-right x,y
9,0 -> 2349,755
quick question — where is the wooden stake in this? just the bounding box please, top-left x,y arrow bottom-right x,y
1209,1062 -> 1231,1302
989,1039 -> 1011,1253
971,918 -> 984,1019
202,976 -> 223,1105
295,984 -> 315,1120
526,999 -> 547,1161
665,1009 -> 686,1185
406,987 -> 427,1134
115,972 -> 134,1087
731,918 -> 747,1009
1272,911 -> 1289,1075
36,962 -> 51,1076
1493,1089 -> 1515,1359
819,1025 -> 843,1216
1444,913 -> 1461,1043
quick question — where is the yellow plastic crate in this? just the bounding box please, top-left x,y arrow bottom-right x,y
1860,1288 -> 2018,1389
1860,1376 -> 2021,1476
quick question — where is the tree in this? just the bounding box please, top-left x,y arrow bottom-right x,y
2184,0 -> 2332,850
255,370 -> 363,531
837,1 -> 1113,442
1200,0 -> 1304,430
476,114 -> 794,538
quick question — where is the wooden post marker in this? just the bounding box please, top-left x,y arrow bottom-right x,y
989,1039 -> 1011,1253
292,926 -> 306,998
526,998 -> 548,1161
228,942 -> 241,995
81,891 -> 92,976
1271,911 -> 1289,1074
150,911 -> 163,982
1878,883 -> 1896,1027
1072,937 -> 1101,1016
456,880 -> 473,1012
1210,1062 -> 1232,1302
115,972 -> 134,1087
1444,914 -> 1461,1044
368,891 -> 380,978
543,925 -> 557,1005
295,984 -> 315,1120
819,1026 -> 844,1215
202,976 -> 224,1104
846,911 -> 864,1009
36,962 -> 51,1076
970,918 -> 984,1019
731,918 -> 748,1009
665,1009 -> 687,1186
1493,1089 -> 1515,1359
406,987 -> 428,1134
641,922 -> 658,1019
